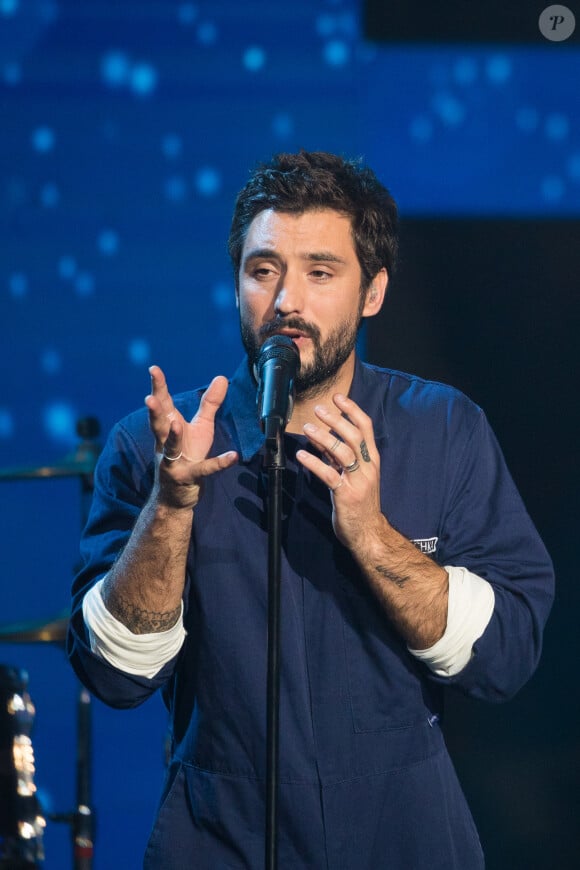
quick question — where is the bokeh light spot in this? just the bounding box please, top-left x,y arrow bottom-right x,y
0,409 -> 14,438
128,338 -> 151,365
97,229 -> 120,256
32,126 -> 55,153
243,46 -> 266,71
211,281 -> 234,310
58,256 -> 77,280
194,167 -> 221,197
130,63 -> 158,96
3,62 -> 21,85
101,51 -> 130,88
43,401 -> 77,445
410,116 -> 433,142
486,54 -> 511,84
41,348 -> 62,375
197,21 -> 217,44
323,40 -> 350,67
40,182 -> 60,207
272,112 -> 294,139
75,272 -> 95,297
432,93 -> 465,126
0,0 -> 19,17
316,14 -> 335,37
178,3 -> 198,25
9,272 -> 28,298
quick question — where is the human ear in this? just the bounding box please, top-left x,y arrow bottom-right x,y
362,268 -> 388,317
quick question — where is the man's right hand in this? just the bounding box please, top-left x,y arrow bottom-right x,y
146,365 -> 238,510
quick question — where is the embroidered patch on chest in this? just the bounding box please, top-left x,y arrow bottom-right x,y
411,536 -> 438,555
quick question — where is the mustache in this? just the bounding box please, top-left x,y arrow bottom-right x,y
258,317 -> 321,343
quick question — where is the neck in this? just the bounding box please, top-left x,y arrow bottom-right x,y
285,353 -> 356,435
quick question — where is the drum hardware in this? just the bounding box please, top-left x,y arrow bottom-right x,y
0,617 -> 95,870
0,665 -> 46,869
0,417 -> 101,870
0,417 -> 101,484
0,615 -> 69,647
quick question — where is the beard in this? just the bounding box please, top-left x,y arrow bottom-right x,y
240,302 -> 364,401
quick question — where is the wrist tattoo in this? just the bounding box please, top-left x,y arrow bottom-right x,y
103,587 -> 181,634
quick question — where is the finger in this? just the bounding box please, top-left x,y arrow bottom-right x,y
160,422 -> 184,461
317,396 -> 379,463
147,400 -> 183,453
146,366 -> 184,451
191,376 -> 230,426
148,365 -> 176,414
302,422 -> 346,468
305,414 -> 359,470
296,448 -> 344,491
177,450 -> 239,478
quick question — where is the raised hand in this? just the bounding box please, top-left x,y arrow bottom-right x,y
295,393 -> 384,554
145,365 -> 238,509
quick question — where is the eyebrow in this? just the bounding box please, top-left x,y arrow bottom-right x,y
243,248 -> 347,265
243,248 -> 280,264
303,251 -> 347,265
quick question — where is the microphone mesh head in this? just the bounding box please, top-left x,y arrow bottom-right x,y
257,335 -> 300,377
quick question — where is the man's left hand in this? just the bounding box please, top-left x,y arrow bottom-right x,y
296,393 -> 385,556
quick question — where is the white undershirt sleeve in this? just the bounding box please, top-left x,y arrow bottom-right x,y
407,565 -> 495,677
84,566 -> 493,681
82,576 -> 186,679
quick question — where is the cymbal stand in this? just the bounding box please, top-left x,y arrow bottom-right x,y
48,418 -> 101,870
49,688 -> 93,870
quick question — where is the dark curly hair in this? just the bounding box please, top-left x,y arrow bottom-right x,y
228,150 -> 398,291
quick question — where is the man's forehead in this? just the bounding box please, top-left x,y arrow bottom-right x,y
242,207 -> 354,251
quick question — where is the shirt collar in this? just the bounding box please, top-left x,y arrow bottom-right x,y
225,355 -> 390,462
226,358 -> 265,461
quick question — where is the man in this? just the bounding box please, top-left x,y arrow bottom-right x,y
68,151 -> 554,868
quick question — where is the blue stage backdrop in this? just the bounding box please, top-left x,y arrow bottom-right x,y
1,1 -> 578,867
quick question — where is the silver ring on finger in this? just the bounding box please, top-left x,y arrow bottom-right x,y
329,437 -> 341,453
344,459 -> 360,473
163,449 -> 183,462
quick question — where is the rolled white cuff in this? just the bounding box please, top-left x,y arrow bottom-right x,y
408,565 -> 495,677
82,577 -> 186,679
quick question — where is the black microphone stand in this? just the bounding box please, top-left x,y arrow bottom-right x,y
262,416 -> 286,870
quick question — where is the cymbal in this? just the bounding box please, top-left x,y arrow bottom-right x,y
0,416 -> 101,482
0,457 -> 97,481
0,612 -> 69,644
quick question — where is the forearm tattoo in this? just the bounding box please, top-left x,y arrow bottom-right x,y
374,564 -> 411,588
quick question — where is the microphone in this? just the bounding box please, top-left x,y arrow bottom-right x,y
256,335 -> 300,439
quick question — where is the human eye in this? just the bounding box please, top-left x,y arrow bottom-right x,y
252,265 -> 277,280
309,268 -> 333,281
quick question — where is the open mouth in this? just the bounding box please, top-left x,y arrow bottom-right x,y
274,329 -> 311,345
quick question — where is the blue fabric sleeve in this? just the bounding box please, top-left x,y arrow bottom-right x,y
434,409 -> 554,700
67,410 -> 179,708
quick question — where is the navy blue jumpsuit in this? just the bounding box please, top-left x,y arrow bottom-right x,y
68,358 -> 554,869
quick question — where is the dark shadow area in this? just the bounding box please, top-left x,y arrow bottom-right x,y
367,218 -> 579,869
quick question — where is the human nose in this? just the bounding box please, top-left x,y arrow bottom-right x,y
274,274 -> 304,316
